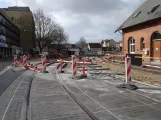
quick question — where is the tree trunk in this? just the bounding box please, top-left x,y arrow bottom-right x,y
40,48 -> 43,53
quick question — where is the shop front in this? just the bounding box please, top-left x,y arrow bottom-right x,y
0,42 -> 22,59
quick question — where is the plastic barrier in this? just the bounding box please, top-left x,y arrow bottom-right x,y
117,56 -> 138,90
72,55 -> 77,76
14,55 -> 17,65
41,55 -> 46,72
125,57 -> 131,84
135,56 -> 161,68
59,59 -> 64,73
23,55 -> 28,69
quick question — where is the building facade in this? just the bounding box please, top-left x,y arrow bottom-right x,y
48,44 -> 80,56
122,20 -> 161,58
0,9 -> 21,58
115,0 -> 161,60
116,41 -> 122,51
101,39 -> 116,51
87,43 -> 102,55
3,7 -> 36,54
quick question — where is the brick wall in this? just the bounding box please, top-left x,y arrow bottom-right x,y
122,18 -> 161,57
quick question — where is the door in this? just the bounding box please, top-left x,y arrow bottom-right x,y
152,40 -> 161,61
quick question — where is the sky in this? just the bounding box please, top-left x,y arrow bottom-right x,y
0,0 -> 144,43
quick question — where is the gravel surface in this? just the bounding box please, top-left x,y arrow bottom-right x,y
99,62 -> 161,86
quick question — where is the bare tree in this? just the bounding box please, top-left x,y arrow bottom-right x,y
54,26 -> 68,53
76,37 -> 87,48
33,9 -> 68,53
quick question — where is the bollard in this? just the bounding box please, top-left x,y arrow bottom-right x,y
117,56 -> 138,90
41,55 -> 46,72
72,55 -> 77,76
59,59 -> 62,71
59,59 -> 64,73
23,55 -> 28,69
125,57 -> 131,84
14,55 -> 17,65
81,60 -> 87,78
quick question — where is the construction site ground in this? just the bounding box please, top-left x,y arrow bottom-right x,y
94,57 -> 161,86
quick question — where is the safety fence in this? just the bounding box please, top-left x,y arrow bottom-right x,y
104,53 -> 161,69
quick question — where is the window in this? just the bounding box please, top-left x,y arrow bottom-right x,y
129,38 -> 135,54
133,11 -> 141,18
140,37 -> 145,50
148,5 -> 160,14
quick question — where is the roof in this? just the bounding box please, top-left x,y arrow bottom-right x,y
116,41 -> 122,44
66,44 -> 78,48
48,44 -> 67,50
88,43 -> 102,48
3,6 -> 30,12
48,44 -> 80,49
103,39 -> 115,43
115,0 -> 161,32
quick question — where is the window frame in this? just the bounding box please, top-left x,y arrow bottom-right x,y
129,38 -> 135,54
140,37 -> 145,50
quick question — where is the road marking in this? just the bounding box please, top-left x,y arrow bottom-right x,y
71,84 -> 122,120
45,113 -> 86,120
115,75 -> 161,103
2,77 -> 24,120
0,66 -> 11,76
120,91 -> 161,112
109,103 -> 157,111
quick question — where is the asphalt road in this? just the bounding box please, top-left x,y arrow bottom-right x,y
0,67 -> 25,96
0,70 -> 34,120
0,59 -> 12,72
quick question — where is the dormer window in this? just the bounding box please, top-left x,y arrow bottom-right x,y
133,11 -> 141,18
148,5 -> 160,14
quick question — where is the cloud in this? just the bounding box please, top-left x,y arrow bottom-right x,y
4,0 -> 143,43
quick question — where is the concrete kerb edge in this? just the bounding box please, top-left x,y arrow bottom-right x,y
26,72 -> 35,120
115,75 -> 161,88
16,71 -> 35,120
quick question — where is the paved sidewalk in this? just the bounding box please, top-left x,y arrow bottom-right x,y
30,72 -> 91,120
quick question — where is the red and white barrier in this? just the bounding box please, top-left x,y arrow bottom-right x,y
142,64 -> 161,69
125,57 -> 131,84
41,55 -> 46,71
23,55 -> 28,68
72,55 -> 77,76
77,61 -> 91,64
57,60 -> 71,63
57,60 -> 91,64
59,59 -> 63,72
81,60 -> 87,76
14,55 -> 17,65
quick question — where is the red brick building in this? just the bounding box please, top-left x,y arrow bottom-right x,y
115,0 -> 161,60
